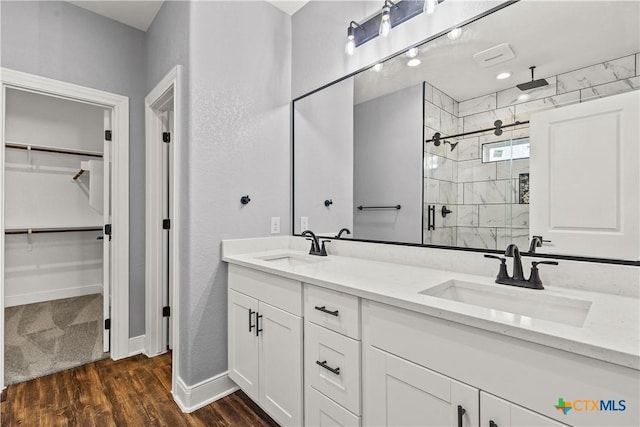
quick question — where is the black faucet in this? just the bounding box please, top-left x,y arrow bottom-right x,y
485,244 -> 558,289
301,230 -> 328,256
335,228 -> 351,238
528,235 -> 551,253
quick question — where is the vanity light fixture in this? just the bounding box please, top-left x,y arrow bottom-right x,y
344,0 -> 445,55
424,0 -> 438,15
379,1 -> 396,38
407,58 -> 421,67
372,63 -> 384,72
447,27 -> 462,40
345,21 -> 363,56
496,72 -> 512,80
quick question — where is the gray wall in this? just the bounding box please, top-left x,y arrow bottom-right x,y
354,84 -> 423,243
185,0 -> 291,385
294,77 -> 354,235
292,0 -> 509,98
0,0 -> 147,337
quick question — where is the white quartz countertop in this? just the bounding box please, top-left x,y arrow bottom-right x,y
223,247 -> 640,370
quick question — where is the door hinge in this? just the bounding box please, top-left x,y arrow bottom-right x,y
162,306 -> 171,317
105,130 -> 112,141
105,319 -> 111,330
163,219 -> 171,230
162,132 -> 171,143
105,224 -> 112,241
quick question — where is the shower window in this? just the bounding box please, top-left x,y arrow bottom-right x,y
482,137 -> 530,163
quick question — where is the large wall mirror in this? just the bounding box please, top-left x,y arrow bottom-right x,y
293,0 -> 640,261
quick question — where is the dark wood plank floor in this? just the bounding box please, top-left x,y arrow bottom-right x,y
1,352 -> 279,426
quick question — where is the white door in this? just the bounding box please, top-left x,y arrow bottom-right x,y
364,346 -> 479,427
529,90 -> 640,260
258,301 -> 303,427
481,392 -> 567,427
103,109 -> 112,353
228,289 -> 260,400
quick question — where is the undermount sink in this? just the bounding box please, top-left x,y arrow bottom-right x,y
257,254 -> 328,267
420,280 -> 592,327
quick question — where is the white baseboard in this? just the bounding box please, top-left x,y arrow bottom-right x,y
128,335 -> 145,356
4,284 -> 102,307
173,372 -> 239,413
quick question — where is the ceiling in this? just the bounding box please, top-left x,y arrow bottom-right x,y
67,1 -> 309,32
67,1 -> 164,31
355,0 -> 640,104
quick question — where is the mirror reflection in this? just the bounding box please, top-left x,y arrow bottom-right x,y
293,0 -> 640,259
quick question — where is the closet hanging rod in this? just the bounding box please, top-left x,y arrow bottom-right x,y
4,226 -> 103,235
5,141 -> 103,158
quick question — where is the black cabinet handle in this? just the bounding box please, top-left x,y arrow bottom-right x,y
314,306 -> 339,317
256,313 -> 263,336
457,405 -> 466,427
316,360 -> 340,375
249,309 -> 255,332
489,421 -> 498,427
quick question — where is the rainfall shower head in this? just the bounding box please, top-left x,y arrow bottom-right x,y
516,66 -> 549,91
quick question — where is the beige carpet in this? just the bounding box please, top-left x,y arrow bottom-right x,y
4,294 -> 108,386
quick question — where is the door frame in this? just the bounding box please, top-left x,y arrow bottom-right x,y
144,66 -> 183,395
0,67 -> 130,389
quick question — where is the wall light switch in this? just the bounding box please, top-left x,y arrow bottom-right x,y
270,217 -> 280,234
300,216 -> 309,231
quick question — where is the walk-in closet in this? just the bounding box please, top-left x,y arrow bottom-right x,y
3,86 -> 111,385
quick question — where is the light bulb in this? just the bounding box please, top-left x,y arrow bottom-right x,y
424,0 -> 438,15
407,58 -> 421,67
372,63 -> 384,72
345,36 -> 355,56
496,72 -> 511,80
406,47 -> 419,58
379,6 -> 391,38
447,27 -> 462,40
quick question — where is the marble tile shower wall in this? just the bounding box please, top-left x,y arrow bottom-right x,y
424,53 -> 640,250
424,82 -> 460,246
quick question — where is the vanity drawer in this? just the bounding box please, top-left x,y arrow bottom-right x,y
305,385 -> 360,427
305,284 -> 360,339
305,322 -> 361,415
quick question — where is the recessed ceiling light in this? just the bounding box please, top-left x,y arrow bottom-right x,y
447,28 -> 462,40
372,63 -> 384,72
406,47 -> 419,58
496,72 -> 512,80
518,94 -> 531,102
407,58 -> 421,67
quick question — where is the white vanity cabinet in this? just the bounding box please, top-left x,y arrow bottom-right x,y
365,346 -> 478,427
362,299 -> 639,427
480,392 -> 567,427
304,284 -> 362,426
228,265 -> 303,427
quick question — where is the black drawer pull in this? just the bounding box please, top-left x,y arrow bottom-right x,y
314,306 -> 339,317
249,309 -> 256,332
457,405 -> 466,427
489,421 -> 498,427
316,360 -> 340,375
256,313 -> 263,336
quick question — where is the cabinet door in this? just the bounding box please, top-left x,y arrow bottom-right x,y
258,301 -> 303,427
228,289 -> 259,400
364,346 -> 479,427
529,90 -> 640,259
481,392 -> 568,427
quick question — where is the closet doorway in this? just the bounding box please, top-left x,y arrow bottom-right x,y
0,69 -> 130,389
145,66 -> 182,395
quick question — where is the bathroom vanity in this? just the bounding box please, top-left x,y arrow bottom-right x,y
223,237 -> 639,427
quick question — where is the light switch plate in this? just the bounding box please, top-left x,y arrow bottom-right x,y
300,216 -> 309,231
270,217 -> 280,234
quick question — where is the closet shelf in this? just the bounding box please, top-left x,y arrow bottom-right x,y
5,226 -> 103,235
5,141 -> 103,158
